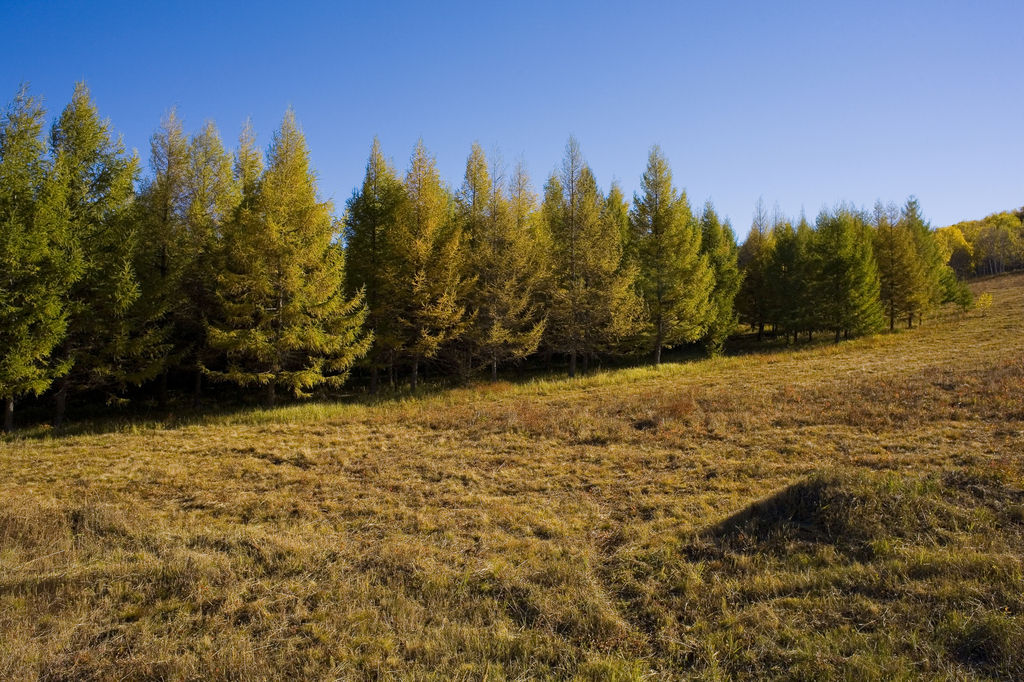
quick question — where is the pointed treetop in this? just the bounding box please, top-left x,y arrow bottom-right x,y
234,118 -> 262,196
458,141 -> 491,217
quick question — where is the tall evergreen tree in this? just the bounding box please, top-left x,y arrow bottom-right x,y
48,83 -> 161,427
629,146 -> 714,363
699,202 -> 742,355
514,154 -> 557,367
765,213 -> 815,343
543,136 -> 640,377
0,86 -> 75,431
135,108 -> 190,405
793,213 -> 818,340
452,142 -> 492,379
344,137 -> 406,392
737,197 -> 775,340
209,111 -> 370,405
901,197 -> 943,327
397,139 -> 469,392
600,180 -> 643,367
458,144 -> 545,381
872,200 -> 923,331
178,120 -> 238,405
812,205 -> 884,341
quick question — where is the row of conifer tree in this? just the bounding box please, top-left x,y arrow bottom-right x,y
0,83 -> 970,430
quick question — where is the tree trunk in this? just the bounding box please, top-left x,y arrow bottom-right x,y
53,375 -> 68,429
388,352 -> 395,388
4,397 -> 13,434
757,323 -> 763,342
890,302 -> 895,331
835,329 -> 841,343
158,370 -> 168,410
491,355 -> 498,383
266,379 -> 276,407
544,349 -> 552,372
193,370 -> 203,409
411,358 -> 419,393
582,353 -> 589,375
794,330 -> 799,344
370,366 -> 378,394
653,323 -> 663,365
568,349 -> 577,378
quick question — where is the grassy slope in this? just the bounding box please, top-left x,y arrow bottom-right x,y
2,275 -> 1023,681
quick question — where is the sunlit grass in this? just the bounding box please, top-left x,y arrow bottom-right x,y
2,274 -> 1023,680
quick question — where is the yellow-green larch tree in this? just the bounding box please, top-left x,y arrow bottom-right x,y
0,85 -> 76,431
457,143 -> 545,381
209,111 -> 370,405
630,145 -> 714,363
396,139 -> 470,392
344,137 -> 407,392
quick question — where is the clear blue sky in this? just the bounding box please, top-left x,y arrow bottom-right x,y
2,0 -> 1021,235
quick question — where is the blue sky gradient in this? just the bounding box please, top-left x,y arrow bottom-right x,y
2,0 -> 1021,235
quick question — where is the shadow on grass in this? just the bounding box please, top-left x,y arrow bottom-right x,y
677,467 -> 1024,678
0,306 -> 961,442
699,467 -> 1024,559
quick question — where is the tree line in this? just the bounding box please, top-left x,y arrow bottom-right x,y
735,196 -> 972,343
0,83 -> 974,430
936,209 -> 1024,279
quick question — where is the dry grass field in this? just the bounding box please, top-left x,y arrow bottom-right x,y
2,275 -> 1024,681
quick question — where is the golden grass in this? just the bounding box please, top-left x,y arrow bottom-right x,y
2,274 -> 1024,680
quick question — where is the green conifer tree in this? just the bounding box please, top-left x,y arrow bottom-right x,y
737,197 -> 775,340
209,111 -> 370,405
0,85 -> 75,431
599,180 -> 644,367
458,144 -> 545,380
793,213 -> 819,340
180,120 -> 239,405
543,136 -> 640,377
48,83 -> 162,427
812,205 -> 884,342
629,146 -> 714,363
451,142 -> 492,379
766,214 -> 812,343
901,197 -> 943,327
135,108 -> 191,405
700,202 -> 742,355
397,139 -> 469,392
872,201 -> 923,331
515,155 -> 557,370
344,138 -> 407,392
